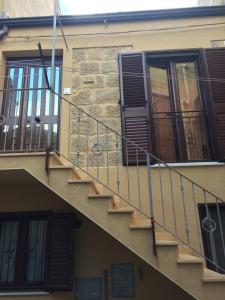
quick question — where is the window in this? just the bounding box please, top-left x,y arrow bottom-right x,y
119,49 -> 225,164
0,218 -> 47,287
0,213 -> 74,291
149,58 -> 209,162
199,204 -> 225,274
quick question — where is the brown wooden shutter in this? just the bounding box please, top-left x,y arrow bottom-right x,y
46,214 -> 74,291
119,53 -> 151,165
205,48 -> 225,160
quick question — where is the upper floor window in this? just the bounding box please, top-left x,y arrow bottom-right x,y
149,58 -> 209,162
119,49 -> 225,164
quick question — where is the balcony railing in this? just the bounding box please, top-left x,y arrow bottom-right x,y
151,110 -> 211,162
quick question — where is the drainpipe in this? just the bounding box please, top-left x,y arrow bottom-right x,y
0,25 -> 8,40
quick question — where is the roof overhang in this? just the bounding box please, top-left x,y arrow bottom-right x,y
0,6 -> 225,28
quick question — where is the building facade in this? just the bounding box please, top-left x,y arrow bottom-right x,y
0,5 -> 224,300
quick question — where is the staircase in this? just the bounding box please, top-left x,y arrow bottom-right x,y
0,81 -> 224,299
0,152 -> 225,300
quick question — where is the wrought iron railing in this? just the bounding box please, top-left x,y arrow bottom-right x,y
56,92 -> 225,275
0,83 -> 225,274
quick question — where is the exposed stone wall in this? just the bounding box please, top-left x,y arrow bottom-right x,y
70,46 -> 133,167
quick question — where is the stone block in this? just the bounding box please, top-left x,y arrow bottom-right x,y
79,62 -> 100,75
87,105 -> 104,117
105,75 -> 119,87
72,49 -> 86,63
87,48 -> 104,61
72,90 -> 93,105
101,61 -> 117,74
95,88 -> 119,103
104,105 -> 120,117
72,75 -> 81,89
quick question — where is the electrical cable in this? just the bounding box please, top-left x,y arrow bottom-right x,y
0,59 -> 224,83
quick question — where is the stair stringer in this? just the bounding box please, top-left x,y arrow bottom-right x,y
0,153 -> 224,299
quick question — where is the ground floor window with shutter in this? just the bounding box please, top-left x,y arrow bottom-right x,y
0,212 -> 74,291
119,49 -> 225,164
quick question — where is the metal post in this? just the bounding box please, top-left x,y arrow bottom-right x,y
48,0 -> 57,148
147,153 -> 156,255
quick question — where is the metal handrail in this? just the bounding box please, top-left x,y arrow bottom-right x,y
53,91 -> 225,274
55,91 -> 225,204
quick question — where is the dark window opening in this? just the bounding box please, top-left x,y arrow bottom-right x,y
0,215 -> 48,289
198,204 -> 225,274
0,212 -> 74,292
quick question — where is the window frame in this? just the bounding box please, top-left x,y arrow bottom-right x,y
145,48 -> 217,163
0,211 -> 50,291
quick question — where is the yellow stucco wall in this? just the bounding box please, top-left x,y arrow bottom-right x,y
0,182 -> 194,300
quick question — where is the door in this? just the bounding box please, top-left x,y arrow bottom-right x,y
148,57 -> 210,162
0,58 -> 61,152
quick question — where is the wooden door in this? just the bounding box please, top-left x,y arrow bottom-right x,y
0,59 -> 61,152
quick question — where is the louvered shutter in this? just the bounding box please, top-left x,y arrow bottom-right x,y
205,48 -> 225,160
119,53 -> 151,165
46,214 -> 74,291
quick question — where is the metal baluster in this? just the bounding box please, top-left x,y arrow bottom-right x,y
125,140 -> 131,204
215,197 -> 225,262
105,127 -> 109,187
86,114 -> 90,173
192,183 -> 203,254
96,120 -> 99,180
203,190 -> 218,272
169,169 -> 177,236
77,109 -> 81,166
2,78 -> 11,151
115,134 -> 120,194
180,175 -> 190,244
158,161 -> 165,226
147,153 -> 156,255
136,148 -> 141,209
67,103 -> 71,159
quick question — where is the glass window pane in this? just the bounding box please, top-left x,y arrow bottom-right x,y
149,65 -> 177,161
45,68 -> 51,116
26,220 -> 47,282
27,68 -> 34,117
36,68 -> 43,116
0,222 -> 19,283
54,67 -> 60,116
176,62 -> 209,160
